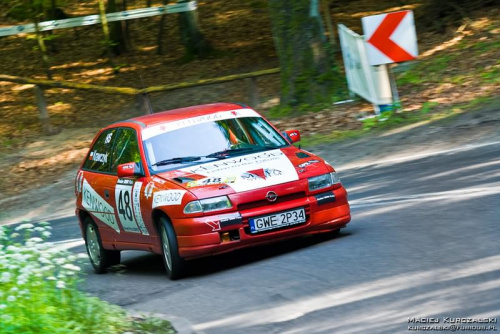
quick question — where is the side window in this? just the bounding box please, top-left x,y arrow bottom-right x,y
83,129 -> 117,173
111,128 -> 142,173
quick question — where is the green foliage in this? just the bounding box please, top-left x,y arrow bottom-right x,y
473,38 -> 500,55
7,0 -> 68,21
249,0 -> 267,9
448,74 -> 467,84
396,71 -> 425,86
268,105 -> 294,118
397,55 -> 452,86
130,317 -> 176,334
0,222 -> 174,334
299,129 -> 363,147
420,101 -> 440,114
480,66 -> 500,83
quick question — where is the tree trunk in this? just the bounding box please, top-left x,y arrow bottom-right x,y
98,0 -> 117,72
321,0 -> 336,51
46,0 -> 58,53
178,0 -> 212,58
107,0 -> 131,55
34,18 -> 53,79
268,0 -> 344,109
157,0 -> 169,55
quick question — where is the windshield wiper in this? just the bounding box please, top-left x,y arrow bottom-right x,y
154,146 -> 279,166
205,146 -> 272,159
152,156 -> 201,166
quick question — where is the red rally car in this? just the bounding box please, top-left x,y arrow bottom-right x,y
75,103 -> 351,279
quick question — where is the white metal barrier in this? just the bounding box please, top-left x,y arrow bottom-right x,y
0,1 -> 197,37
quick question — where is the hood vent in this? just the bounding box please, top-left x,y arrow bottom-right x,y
172,177 -> 195,184
296,152 -> 310,158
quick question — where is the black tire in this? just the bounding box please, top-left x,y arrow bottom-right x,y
158,216 -> 185,280
330,228 -> 341,236
84,217 -> 120,274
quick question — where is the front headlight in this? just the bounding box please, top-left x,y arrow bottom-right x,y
308,172 -> 341,191
308,174 -> 332,191
183,196 -> 232,214
330,172 -> 341,185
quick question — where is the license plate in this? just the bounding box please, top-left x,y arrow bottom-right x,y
249,208 -> 306,234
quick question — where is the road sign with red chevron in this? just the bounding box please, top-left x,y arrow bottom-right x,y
362,10 -> 418,66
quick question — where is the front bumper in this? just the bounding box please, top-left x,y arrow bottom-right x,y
172,186 -> 351,259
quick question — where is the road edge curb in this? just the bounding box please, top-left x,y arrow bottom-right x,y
130,311 -> 203,334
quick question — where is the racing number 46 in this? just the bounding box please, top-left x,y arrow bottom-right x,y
118,190 -> 133,221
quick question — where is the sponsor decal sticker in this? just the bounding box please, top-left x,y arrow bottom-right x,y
152,176 -> 166,184
152,190 -> 186,208
241,168 -> 282,181
104,132 -> 113,144
186,176 -> 236,188
144,182 -> 154,199
180,149 -> 299,193
122,163 -> 134,170
75,171 -> 84,193
117,178 -> 134,185
132,181 -> 149,235
220,213 -> 243,228
142,108 -> 260,140
82,179 -> 119,232
202,213 -> 243,232
204,219 -> 221,232
89,150 -> 109,163
297,159 -> 320,168
315,192 -> 336,205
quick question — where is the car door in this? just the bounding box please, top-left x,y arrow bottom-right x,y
80,128 -> 121,235
109,128 -> 151,243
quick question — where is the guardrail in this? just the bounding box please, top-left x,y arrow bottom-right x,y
0,68 -> 280,134
0,1 -> 197,37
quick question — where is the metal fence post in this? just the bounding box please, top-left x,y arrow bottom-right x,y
33,85 -> 58,135
245,77 -> 259,108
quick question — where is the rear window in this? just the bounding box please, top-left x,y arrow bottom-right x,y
83,129 -> 117,173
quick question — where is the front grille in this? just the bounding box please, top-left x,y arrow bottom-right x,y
237,192 -> 307,211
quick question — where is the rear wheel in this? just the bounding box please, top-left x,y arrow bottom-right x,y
159,216 -> 185,280
84,217 -> 120,274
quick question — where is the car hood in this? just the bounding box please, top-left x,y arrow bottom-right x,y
155,147 -> 330,197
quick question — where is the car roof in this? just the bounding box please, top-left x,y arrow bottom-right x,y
115,102 -> 250,128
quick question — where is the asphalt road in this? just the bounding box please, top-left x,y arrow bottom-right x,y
31,140 -> 500,334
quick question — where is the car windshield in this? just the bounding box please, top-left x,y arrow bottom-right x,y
143,116 -> 289,172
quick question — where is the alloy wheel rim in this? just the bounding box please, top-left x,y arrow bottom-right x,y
86,225 -> 101,266
161,226 -> 172,271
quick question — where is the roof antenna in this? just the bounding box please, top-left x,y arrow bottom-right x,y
140,75 -> 154,115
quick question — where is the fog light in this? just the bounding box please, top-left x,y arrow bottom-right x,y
220,232 -> 231,243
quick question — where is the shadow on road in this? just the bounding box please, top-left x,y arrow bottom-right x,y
112,232 -> 352,278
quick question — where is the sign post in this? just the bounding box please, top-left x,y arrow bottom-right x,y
338,24 -> 393,114
362,10 -> 418,112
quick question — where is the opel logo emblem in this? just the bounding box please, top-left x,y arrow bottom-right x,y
266,191 -> 278,202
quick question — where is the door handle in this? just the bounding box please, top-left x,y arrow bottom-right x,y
104,189 -> 110,199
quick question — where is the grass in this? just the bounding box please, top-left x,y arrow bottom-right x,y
480,66 -> 500,84
300,129 -> 363,147
300,95 -> 497,147
0,222 -> 175,334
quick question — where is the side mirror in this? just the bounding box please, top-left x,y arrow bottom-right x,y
284,129 -> 301,143
117,162 -> 144,178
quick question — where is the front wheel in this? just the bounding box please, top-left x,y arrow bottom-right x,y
84,217 -> 120,274
159,216 -> 185,280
